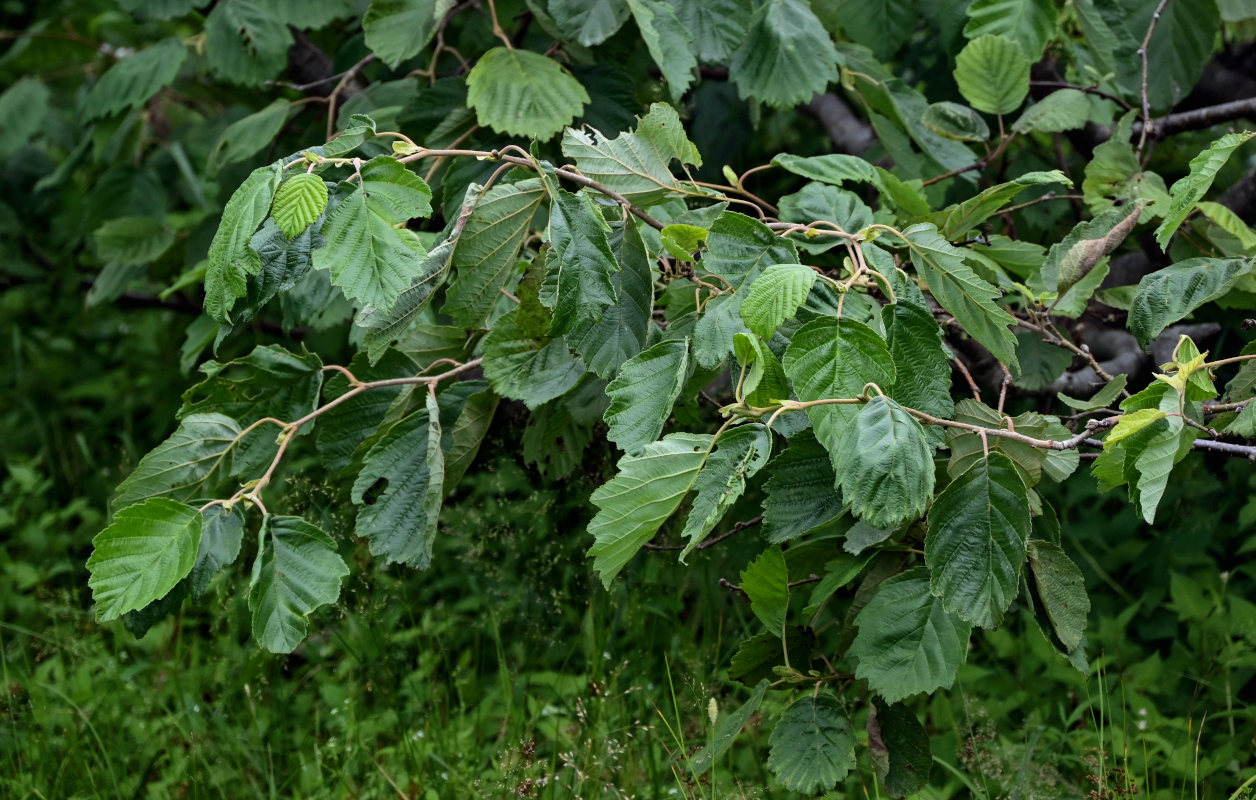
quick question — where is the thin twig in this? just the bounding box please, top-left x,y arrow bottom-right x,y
1136,0 -> 1172,158
326,54 -> 377,141
952,355 -> 983,401
1029,81 -> 1132,111
644,515 -> 765,552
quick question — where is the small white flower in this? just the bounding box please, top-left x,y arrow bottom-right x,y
1137,719 -> 1147,731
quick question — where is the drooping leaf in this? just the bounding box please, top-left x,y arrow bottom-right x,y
850,568 -> 972,702
741,544 -> 790,634
483,307 -> 585,408
363,0 -> 453,67
834,397 -> 934,530
728,0 -> 838,109
1012,89 -> 1092,134
1128,257 -> 1254,347
829,0 -> 915,60
953,34 -> 1030,115
587,433 -> 711,587
545,189 -> 620,336
270,174 -> 329,238
315,350 -> 419,472
561,103 -> 701,206
1057,373 -> 1128,411
761,431 -> 843,543
679,424 -> 771,559
963,0 -> 1057,58
1035,205 -> 1141,297
1155,132 -> 1256,250
248,514 -> 349,653
189,504 -> 245,597
883,301 -> 954,441
207,99 -> 290,175
688,679 -> 770,777
442,386 -> 499,490
466,47 -> 590,140
205,164 -> 282,323
926,453 -> 1031,628
351,393 -> 444,567
112,414 -> 243,509
625,0 -> 697,103
671,0 -> 749,62
940,171 -> 1071,240
566,219 -> 654,378
1027,539 -> 1090,650
604,339 -> 689,455
550,0 -> 630,45
82,38 -> 187,120
729,627 -> 816,686
87,498 -> 203,622
739,263 -> 818,340
238,220 -> 325,324
767,693 -> 857,793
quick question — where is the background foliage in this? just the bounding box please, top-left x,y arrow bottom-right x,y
4,0 -> 1256,797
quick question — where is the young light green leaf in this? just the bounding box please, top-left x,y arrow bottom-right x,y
767,693 -> 857,793
351,393 -> 445,568
112,413 -> 243,509
1027,539 -> 1090,651
1197,200 -> 1256,252
88,498 -> 203,622
363,0 -> 453,68
561,103 -> 701,206
248,514 -> 349,653
733,332 -> 789,406
482,308 -> 585,408
625,0 -> 697,104
587,433 -> 711,587
604,339 -> 689,455
82,38 -> 187,120
271,174 -> 329,238
741,545 -> 789,634
739,263 -> 818,339
207,99 -> 290,175
728,0 -> 838,109
466,47 -> 589,140
953,34 -> 1030,115
679,423 -> 772,560
850,568 -> 972,702
93,216 -> 174,266
206,164 -> 282,323
1155,131 -> 1255,250
761,431 -> 844,543
546,189 -> 620,336
566,220 -> 654,378
1012,88 -> 1091,134
921,101 -> 991,142
688,679 -> 770,777
963,0 -> 1057,58
783,318 -> 896,465
1128,257 -> 1254,347
189,504 -> 244,597
834,397 -> 934,530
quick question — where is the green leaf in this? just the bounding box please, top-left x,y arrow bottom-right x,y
237,220 -> 324,324
850,568 -> 972,702
869,700 -> 932,799
1058,373 -> 1128,411
783,318 -> 896,465
729,627 -> 816,686
316,351 -> 418,472
728,0 -> 838,109
566,220 -> 654,378
87,498 -> 203,623
322,114 -> 379,158
734,332 -> 790,406
900,223 -> 1020,369
926,453 -> 1031,628
1198,201 -> 1256,253
829,0 -> 915,60
1012,89 -> 1092,134
204,0 -> 292,86
0,77 -> 51,161
953,34 -> 1030,115
739,263 -> 818,339
444,179 -> 546,327
466,47 -> 590,140
248,515 -> 349,653
93,216 -> 174,266
921,101 -> 991,142
1036,205 -> 1141,297
689,679 -> 770,777
550,0 -> 630,45
761,431 -> 844,543
625,0 -> 696,103
587,433 -> 711,587
207,99 -> 290,175
940,171 -> 1071,240
778,183 -> 874,253
545,189 -> 620,336
82,38 -> 186,120
963,0 -> 1057,58
883,302 -> 954,441
314,157 -> 433,310
442,387 -> 499,491
671,0 -> 749,63
483,308 -> 585,408
679,424 -> 772,559
206,164 -> 282,323
1155,132 -> 1256,250
270,174 -> 329,239
363,0 -> 453,68
189,505 -> 244,597
834,397 -> 934,529
1080,112 -> 1170,217
351,393 -> 444,568
767,693 -> 857,793
1027,539 -> 1090,650
1128,257 -> 1254,347
112,414 -> 242,509
741,546 -> 789,633
561,103 -> 701,206
604,339 -> 690,455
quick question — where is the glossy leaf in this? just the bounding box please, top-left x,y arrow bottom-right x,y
604,339 -> 689,455
921,101 -> 991,142
248,514 -> 349,653
112,414 -> 243,509
767,693 -> 857,793
88,498 -> 202,622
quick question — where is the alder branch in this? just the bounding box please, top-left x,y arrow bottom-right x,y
1136,0 -> 1172,157
644,515 -> 765,552
1135,97 -> 1256,140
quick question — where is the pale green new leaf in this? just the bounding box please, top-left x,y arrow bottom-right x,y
546,189 -> 619,336
561,103 -> 701,206
741,545 -> 789,633
207,99 -> 289,175
761,431 -> 843,543
834,397 -> 934,530
783,318 -> 896,465
679,424 -> 771,559
113,413 -> 243,509
626,0 -> 696,103
351,393 -> 444,567
363,0 -> 453,67
688,679 -> 770,777
248,515 -> 349,653
604,339 -> 689,455
926,453 -> 1031,628
205,164 -> 282,323
728,0 -> 838,109
1057,373 -> 1128,411
964,0 -> 1057,58
1012,89 -> 1091,134
83,38 -> 187,120
466,47 -> 589,140
733,332 -> 789,406
739,263 -> 818,339
94,216 -> 174,266
900,223 -> 1019,369
271,174 -> 329,238
1155,132 -> 1256,250
953,34 -> 1030,115
88,498 -> 202,622
767,693 -> 857,793
587,433 -> 711,587
483,308 -> 585,408
850,569 -> 972,702
566,219 -> 654,378
1028,539 -> 1090,651
1127,257 -> 1254,347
